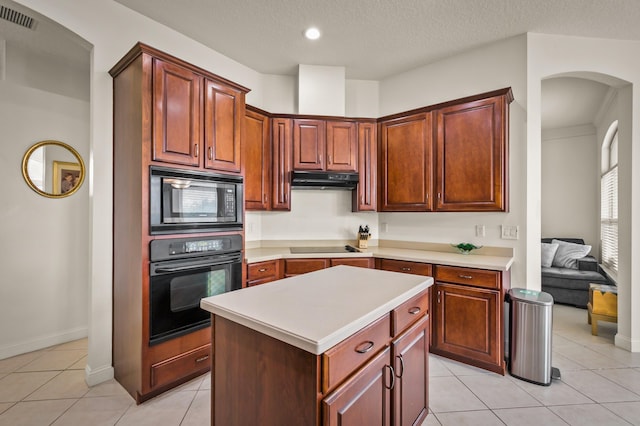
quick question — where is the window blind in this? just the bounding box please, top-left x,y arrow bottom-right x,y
601,166 -> 618,272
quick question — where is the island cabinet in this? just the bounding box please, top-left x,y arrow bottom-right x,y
293,119 -> 358,172
430,265 -> 509,374
203,267 -> 431,426
148,50 -> 247,174
243,106 -> 271,210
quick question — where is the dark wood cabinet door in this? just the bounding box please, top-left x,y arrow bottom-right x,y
392,315 -> 429,426
326,120 -> 357,172
435,94 -> 508,211
379,113 -> 433,211
284,258 -> 328,277
431,283 -> 502,371
271,118 -> 292,210
152,58 -> 202,166
243,108 -> 271,210
293,119 -> 326,170
203,79 -> 243,173
323,346 -> 392,426
353,122 -> 377,212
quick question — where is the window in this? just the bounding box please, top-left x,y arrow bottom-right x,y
601,121 -> 618,274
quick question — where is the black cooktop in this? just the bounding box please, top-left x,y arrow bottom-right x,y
290,245 -> 360,254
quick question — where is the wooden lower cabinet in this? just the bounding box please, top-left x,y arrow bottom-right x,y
246,259 -> 282,286
211,289 -> 430,425
284,258 -> 329,277
430,282 -> 503,374
330,257 -> 374,268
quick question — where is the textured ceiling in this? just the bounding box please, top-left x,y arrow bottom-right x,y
114,0 -> 640,80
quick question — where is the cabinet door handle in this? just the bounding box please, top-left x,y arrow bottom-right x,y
328,154 -> 332,164
208,146 -> 213,160
194,143 -> 199,158
437,290 -> 441,304
408,307 -> 421,315
459,274 -> 473,280
195,355 -> 209,363
355,341 -> 375,354
263,194 -> 267,203
395,355 -> 405,378
384,365 -> 395,390
258,268 -> 267,272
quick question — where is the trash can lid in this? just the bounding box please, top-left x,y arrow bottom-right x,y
508,288 -> 554,306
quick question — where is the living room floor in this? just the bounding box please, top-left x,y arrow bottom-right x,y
0,305 -> 639,426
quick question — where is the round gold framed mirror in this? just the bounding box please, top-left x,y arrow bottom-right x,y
22,140 -> 86,198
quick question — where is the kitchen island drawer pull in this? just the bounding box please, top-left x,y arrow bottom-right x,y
459,274 -> 473,279
258,268 -> 267,272
408,307 -> 421,315
195,355 -> 209,363
355,341 -> 375,354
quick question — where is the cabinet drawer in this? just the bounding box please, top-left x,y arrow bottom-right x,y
392,290 -> 429,336
150,344 -> 210,389
322,313 -> 391,393
284,258 -> 328,276
435,265 -> 500,289
378,259 -> 432,276
247,260 -> 279,281
330,258 -> 373,268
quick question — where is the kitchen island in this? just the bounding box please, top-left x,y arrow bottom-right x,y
201,265 -> 433,425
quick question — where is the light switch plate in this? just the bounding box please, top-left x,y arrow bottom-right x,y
475,225 -> 485,237
501,225 -> 519,240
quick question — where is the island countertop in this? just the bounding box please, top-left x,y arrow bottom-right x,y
200,265 -> 433,354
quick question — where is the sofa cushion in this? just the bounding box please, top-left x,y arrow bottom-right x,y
541,243 -> 559,267
552,239 -> 591,269
541,266 -> 610,290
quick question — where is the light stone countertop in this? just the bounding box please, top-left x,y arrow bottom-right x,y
200,265 -> 432,354
245,244 -> 514,271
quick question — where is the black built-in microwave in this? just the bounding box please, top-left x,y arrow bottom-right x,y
149,166 -> 243,234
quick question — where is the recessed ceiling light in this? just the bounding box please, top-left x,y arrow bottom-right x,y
304,27 -> 321,40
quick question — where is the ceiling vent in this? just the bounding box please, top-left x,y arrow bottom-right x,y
0,5 -> 37,30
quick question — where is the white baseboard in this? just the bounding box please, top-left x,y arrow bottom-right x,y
85,363 -> 114,387
615,333 -> 640,352
0,327 -> 88,360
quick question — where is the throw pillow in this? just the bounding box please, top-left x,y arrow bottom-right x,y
551,239 -> 592,269
541,243 -> 559,267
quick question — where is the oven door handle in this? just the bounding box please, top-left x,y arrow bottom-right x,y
153,255 -> 241,274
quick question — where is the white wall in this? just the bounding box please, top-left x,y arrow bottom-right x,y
377,35 -> 529,287
541,125 -> 600,254
527,33 -> 640,352
0,79 -> 89,359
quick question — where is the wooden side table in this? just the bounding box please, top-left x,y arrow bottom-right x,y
587,283 -> 618,335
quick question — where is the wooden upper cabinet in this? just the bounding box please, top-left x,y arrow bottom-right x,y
243,108 -> 271,210
326,120 -> 358,172
271,118 -> 292,210
435,93 -> 509,211
152,58 -> 202,167
379,112 -> 433,212
353,122 -> 377,212
203,79 -> 244,173
293,119 -> 326,170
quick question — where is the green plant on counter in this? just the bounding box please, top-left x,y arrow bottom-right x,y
452,242 -> 482,254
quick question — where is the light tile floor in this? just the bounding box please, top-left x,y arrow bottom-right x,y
0,305 -> 638,425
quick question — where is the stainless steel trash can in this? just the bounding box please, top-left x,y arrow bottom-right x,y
506,288 -> 556,386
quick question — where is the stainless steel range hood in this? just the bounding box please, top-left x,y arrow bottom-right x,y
291,171 -> 359,190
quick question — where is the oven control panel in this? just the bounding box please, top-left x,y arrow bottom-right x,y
150,234 -> 242,262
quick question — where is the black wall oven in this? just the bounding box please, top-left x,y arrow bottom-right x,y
149,166 -> 243,234
149,234 -> 242,345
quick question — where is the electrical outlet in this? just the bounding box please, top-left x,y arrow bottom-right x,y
381,222 -> 388,232
501,225 -> 519,240
475,225 -> 485,237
